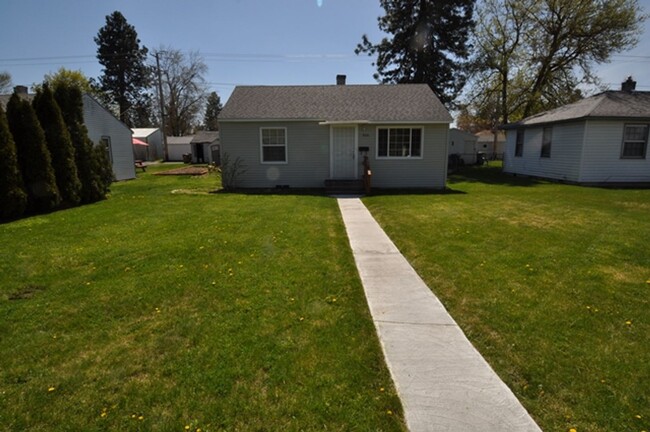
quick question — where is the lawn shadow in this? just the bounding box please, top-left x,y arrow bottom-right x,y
448,165 -> 545,187
212,187 -> 467,197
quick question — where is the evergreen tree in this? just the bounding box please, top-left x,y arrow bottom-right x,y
203,91 -> 222,130
94,11 -> 151,127
356,0 -> 475,107
53,84 -> 107,203
92,141 -> 114,196
0,104 -> 28,220
6,94 -> 61,213
33,84 -> 82,206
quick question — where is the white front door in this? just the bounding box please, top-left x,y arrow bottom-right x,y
331,126 -> 357,179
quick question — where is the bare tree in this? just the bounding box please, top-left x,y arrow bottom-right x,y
0,72 -> 12,94
154,48 -> 209,136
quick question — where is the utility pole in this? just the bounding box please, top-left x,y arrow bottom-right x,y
154,51 -> 169,161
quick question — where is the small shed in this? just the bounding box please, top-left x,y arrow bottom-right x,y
191,131 -> 220,165
448,128 -> 479,165
475,130 -> 506,159
132,128 -> 164,161
166,136 -> 193,161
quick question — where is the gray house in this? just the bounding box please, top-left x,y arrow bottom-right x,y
219,77 -> 452,189
191,131 -> 220,164
502,78 -> 650,184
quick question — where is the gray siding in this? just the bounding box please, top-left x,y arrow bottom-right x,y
503,122 -> 584,182
82,95 -> 135,181
220,121 -> 330,188
220,121 -> 448,189
580,120 -> 650,183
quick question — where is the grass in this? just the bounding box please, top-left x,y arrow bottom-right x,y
0,164 -> 405,431
363,163 -> 650,432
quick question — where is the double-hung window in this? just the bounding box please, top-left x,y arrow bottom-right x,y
621,124 -> 648,159
377,127 -> 422,158
540,126 -> 552,158
260,127 -> 287,163
515,129 -> 524,157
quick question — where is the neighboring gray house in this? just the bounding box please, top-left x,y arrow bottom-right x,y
449,128 -> 479,165
191,131 -> 220,164
166,136 -> 193,161
219,78 -> 452,189
1,87 -> 135,181
82,94 -> 135,181
502,78 -> 650,184
475,129 -> 506,159
132,128 -> 164,161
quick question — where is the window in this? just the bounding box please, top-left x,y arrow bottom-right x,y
377,127 -> 422,158
260,128 -> 287,163
540,127 -> 552,158
100,136 -> 113,164
621,124 -> 648,159
515,129 -> 524,157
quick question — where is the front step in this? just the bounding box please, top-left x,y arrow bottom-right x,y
325,179 -> 364,194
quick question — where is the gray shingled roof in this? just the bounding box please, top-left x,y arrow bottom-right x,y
219,84 -> 452,123
191,131 -> 219,144
504,91 -> 650,128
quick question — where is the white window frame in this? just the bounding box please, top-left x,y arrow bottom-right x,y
375,126 -> 424,159
259,127 -> 288,164
621,123 -> 648,159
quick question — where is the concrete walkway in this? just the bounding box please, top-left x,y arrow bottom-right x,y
337,197 -> 542,432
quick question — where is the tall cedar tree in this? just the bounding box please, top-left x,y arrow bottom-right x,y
54,84 -> 110,203
203,91 -> 222,130
6,94 -> 61,213
95,11 -> 151,127
33,84 -> 82,206
0,104 -> 28,219
356,0 -> 475,107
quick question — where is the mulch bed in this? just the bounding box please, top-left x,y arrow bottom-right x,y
154,166 -> 209,176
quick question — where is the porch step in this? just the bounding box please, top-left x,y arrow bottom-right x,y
325,179 -> 364,194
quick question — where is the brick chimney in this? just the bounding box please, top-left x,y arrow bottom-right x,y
621,76 -> 636,92
14,85 -> 28,95
336,74 -> 346,85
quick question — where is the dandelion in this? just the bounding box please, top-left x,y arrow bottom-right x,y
212,281 -> 216,285
386,410 -> 393,415
626,320 -> 632,326
131,414 -> 137,419
636,414 -> 642,419
138,415 -> 144,421
290,298 -> 295,302
569,428 -> 577,432
299,317 -> 304,321
48,387 -> 55,392
185,426 -> 191,431
101,412 -> 107,418
379,387 -> 385,392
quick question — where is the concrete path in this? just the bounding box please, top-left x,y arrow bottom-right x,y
337,197 -> 542,432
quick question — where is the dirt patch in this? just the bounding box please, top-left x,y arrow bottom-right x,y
9,285 -> 46,300
155,167 -> 209,176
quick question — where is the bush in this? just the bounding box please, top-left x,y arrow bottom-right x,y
33,84 -> 82,206
6,94 -> 61,213
0,104 -> 28,220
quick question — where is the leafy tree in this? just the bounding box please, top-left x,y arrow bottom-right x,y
155,48 -> 209,136
95,11 -> 151,127
6,94 -> 61,213
467,0 -> 645,123
356,0 -> 475,107
0,72 -> 12,94
33,84 -> 82,206
203,91 -> 222,130
54,84 -> 109,203
0,104 -> 28,219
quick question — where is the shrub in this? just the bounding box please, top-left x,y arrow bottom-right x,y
0,104 -> 28,219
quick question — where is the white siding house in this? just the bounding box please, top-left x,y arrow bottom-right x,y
132,128 -> 164,161
219,79 -> 452,190
82,94 -> 135,181
449,128 -> 478,165
166,136 -> 193,161
503,79 -> 650,184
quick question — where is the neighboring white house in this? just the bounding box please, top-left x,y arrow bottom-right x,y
502,78 -> 650,184
166,136 -> 193,161
449,128 -> 479,165
1,87 -> 135,181
191,131 -> 220,164
218,77 -> 452,189
132,128 -> 163,161
475,130 -> 506,159
82,94 -> 135,181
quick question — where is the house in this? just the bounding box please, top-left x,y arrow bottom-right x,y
218,76 -> 452,189
475,129 -> 506,159
166,136 -> 193,161
82,94 -> 135,181
191,131 -> 220,164
131,128 -> 163,161
502,77 -> 650,184
1,86 -> 135,181
449,128 -> 479,165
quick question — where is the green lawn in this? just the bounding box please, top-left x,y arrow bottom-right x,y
0,165 -> 405,432
364,164 -> 649,432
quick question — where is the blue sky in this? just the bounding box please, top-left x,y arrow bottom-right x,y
1,0 -> 649,108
